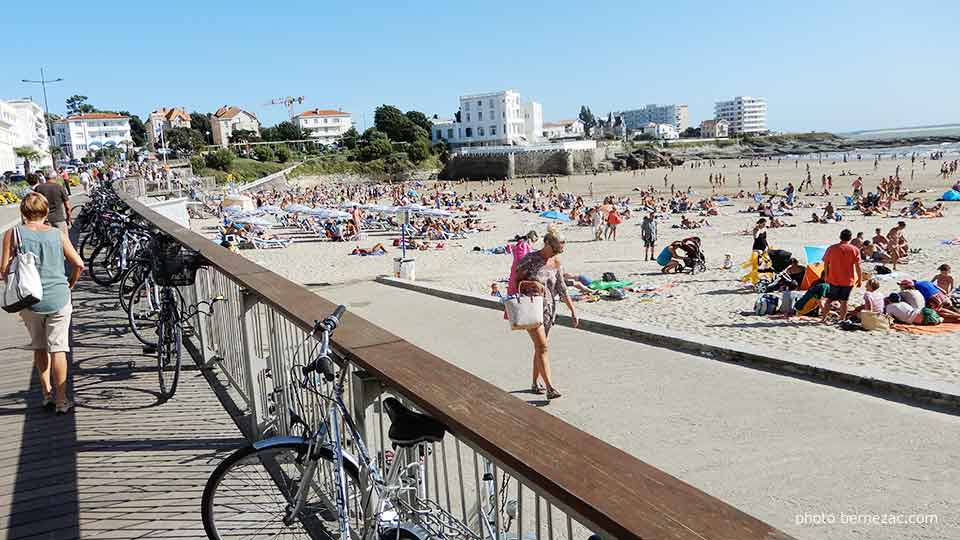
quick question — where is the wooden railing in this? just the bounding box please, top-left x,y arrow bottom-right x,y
122,190 -> 795,540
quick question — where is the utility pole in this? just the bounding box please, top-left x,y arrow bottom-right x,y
21,68 -> 64,136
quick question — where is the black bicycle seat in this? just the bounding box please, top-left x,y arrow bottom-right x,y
382,397 -> 446,447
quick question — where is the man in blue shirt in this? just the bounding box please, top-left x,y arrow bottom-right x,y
913,279 -> 960,322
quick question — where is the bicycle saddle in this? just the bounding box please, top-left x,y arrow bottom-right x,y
383,397 -> 446,447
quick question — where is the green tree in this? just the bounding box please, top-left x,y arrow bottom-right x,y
358,128 -> 393,161
229,129 -> 260,144
404,111 -> 433,135
164,127 -> 207,155
190,112 -> 213,143
45,112 -> 61,131
66,95 -> 95,115
578,106 -> 596,136
338,126 -> 359,149
253,145 -> 276,162
432,139 -> 450,163
190,155 -> 205,173
275,146 -> 291,163
118,111 -> 148,147
48,144 -> 64,161
681,127 -> 701,138
204,148 -> 234,171
405,137 -> 431,162
14,147 -> 42,175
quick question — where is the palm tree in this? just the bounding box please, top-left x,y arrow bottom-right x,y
14,146 -> 41,176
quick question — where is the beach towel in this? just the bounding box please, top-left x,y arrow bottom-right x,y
588,280 -> 634,291
892,322 -> 960,335
942,190 -> 960,202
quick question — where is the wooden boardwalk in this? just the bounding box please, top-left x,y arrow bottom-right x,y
0,278 -> 245,539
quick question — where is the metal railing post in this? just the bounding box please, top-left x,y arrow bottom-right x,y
239,288 -> 265,439
351,369 -> 382,504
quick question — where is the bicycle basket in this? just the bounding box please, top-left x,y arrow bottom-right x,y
151,239 -> 204,286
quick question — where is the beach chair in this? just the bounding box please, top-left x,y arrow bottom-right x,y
251,236 -> 292,249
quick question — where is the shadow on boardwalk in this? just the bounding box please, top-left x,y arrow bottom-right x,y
0,278 -> 244,539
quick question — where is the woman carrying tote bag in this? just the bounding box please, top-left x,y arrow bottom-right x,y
1,192 -> 85,414
510,231 -> 578,401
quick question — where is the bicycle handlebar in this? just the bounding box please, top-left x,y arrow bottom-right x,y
302,305 -> 347,381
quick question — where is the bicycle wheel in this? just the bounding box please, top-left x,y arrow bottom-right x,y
118,262 -> 148,314
156,313 -> 182,400
78,232 -> 100,264
89,241 -> 123,286
202,442 -> 363,540
127,280 -> 160,346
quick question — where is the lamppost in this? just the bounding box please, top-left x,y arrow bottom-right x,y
21,68 -> 63,136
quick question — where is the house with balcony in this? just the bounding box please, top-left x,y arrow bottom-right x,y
430,90 -> 543,148
699,119 -> 730,138
210,106 -> 261,146
54,112 -> 132,160
145,107 -> 192,148
542,119 -> 585,141
1,99 -> 53,171
293,109 -> 352,145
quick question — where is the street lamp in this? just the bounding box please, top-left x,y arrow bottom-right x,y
21,67 -> 63,137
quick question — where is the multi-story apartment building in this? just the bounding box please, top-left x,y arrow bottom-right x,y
0,101 -> 18,173
714,96 -> 767,135
430,90 -> 543,148
619,104 -> 689,133
145,107 -> 192,148
210,106 -> 261,146
54,112 -> 133,159
293,109 -> 352,145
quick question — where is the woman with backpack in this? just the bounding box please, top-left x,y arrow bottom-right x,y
0,192 -> 85,414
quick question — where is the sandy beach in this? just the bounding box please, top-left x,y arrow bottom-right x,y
199,154 -> 960,385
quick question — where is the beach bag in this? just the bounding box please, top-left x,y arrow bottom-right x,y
3,227 -> 43,313
607,288 -> 626,301
602,272 -> 618,282
656,247 -> 672,266
921,308 -> 942,326
874,265 -> 891,275
504,281 -> 544,331
780,290 -> 798,315
860,311 -> 892,331
754,294 -> 779,316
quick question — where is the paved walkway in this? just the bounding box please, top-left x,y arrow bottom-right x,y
0,278 -> 244,539
317,281 -> 960,540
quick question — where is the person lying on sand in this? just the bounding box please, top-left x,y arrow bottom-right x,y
352,243 -> 387,256
860,240 -> 894,263
680,215 -> 709,229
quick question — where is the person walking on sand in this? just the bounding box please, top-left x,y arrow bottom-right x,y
604,205 -> 621,241
1,193 -> 85,414
512,232 -> 578,401
820,229 -> 862,324
641,212 -> 657,261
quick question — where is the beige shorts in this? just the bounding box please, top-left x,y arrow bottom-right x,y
20,303 -> 72,353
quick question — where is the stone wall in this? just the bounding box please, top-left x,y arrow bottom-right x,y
440,148 -> 603,180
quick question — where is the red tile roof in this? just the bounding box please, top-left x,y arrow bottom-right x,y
295,108 -> 350,118
152,107 -> 190,123
65,112 -> 127,121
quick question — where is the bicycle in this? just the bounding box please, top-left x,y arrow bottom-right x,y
201,306 -> 518,540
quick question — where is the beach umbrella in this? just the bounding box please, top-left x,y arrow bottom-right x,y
804,245 -> 828,265
539,210 -> 571,222
285,203 -> 312,213
302,208 -> 351,220
365,204 -> 397,213
419,208 -> 453,217
340,201 -> 363,208
259,205 -> 282,213
222,205 -> 243,215
231,216 -> 274,227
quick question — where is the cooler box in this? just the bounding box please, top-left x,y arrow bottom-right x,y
393,258 -> 416,280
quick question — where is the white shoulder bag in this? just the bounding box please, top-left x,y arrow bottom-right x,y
3,226 -> 43,313
504,281 -> 544,331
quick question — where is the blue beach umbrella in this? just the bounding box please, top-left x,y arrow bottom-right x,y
804,245 -> 829,264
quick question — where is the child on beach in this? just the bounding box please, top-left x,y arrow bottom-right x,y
933,264 -> 954,293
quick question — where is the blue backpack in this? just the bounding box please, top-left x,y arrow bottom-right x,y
754,294 -> 779,316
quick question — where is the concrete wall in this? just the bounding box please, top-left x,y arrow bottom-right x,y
440,148 -> 603,180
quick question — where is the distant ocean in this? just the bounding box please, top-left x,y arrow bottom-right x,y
840,123 -> 960,140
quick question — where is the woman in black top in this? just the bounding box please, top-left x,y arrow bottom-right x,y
752,218 -> 768,253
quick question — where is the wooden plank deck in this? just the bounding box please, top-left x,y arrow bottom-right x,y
0,278 -> 245,539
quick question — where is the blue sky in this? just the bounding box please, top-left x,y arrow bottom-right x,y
2,0 -> 958,132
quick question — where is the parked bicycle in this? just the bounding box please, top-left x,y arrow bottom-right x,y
201,306 -> 521,540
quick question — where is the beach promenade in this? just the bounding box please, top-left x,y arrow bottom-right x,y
317,281 -> 959,540
0,277 -> 244,539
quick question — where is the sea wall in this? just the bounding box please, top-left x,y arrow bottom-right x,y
440,148 -> 602,180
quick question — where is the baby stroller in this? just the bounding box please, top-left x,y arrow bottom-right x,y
677,236 -> 707,274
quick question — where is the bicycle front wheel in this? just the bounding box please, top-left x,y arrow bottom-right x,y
156,314 -> 181,400
202,442 -> 363,540
128,280 -> 160,346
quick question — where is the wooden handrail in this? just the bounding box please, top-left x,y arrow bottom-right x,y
122,192 -> 795,540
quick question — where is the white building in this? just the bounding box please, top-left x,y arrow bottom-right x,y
619,104 -> 689,133
699,119 -> 729,138
145,107 -> 191,148
54,112 -> 133,160
210,105 -> 261,146
0,99 -> 53,173
0,102 -> 18,173
714,96 -> 767,135
293,109 -> 352,145
430,90 -> 543,148
542,119 -> 585,140
633,122 -> 679,140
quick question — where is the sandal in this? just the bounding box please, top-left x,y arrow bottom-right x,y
56,399 -> 74,415
546,388 -> 562,400
42,393 -> 55,409
531,384 -> 546,395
